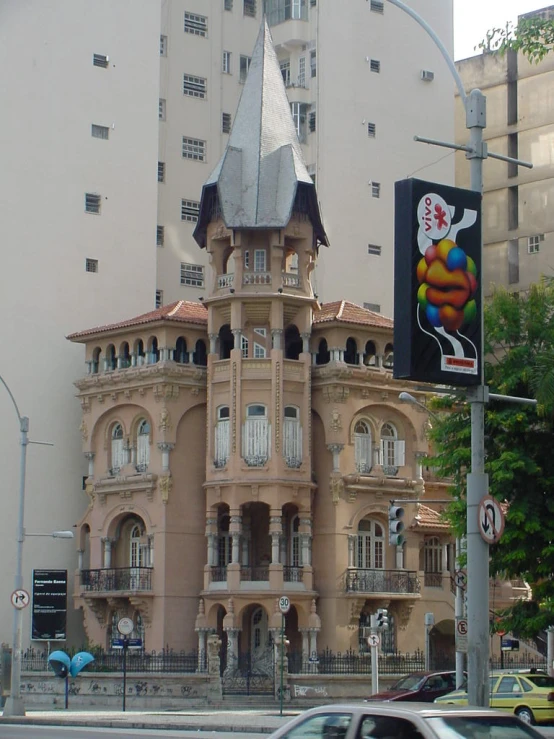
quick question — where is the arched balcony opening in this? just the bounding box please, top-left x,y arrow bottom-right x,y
175,336 -> 188,364
134,339 -> 146,366
354,419 -> 372,473
219,324 -> 234,360
91,347 -> 101,374
147,336 -> 160,364
193,339 -> 207,366
315,338 -> 330,365
136,419 -> 151,472
285,324 -> 302,360
106,344 -> 117,371
109,422 -> 126,475
241,502 -> 271,580
380,421 -> 405,475
214,406 -> 230,468
283,406 -> 302,468
119,342 -> 131,369
222,246 -> 234,274
383,342 -> 394,369
363,340 -> 377,366
344,337 -> 359,365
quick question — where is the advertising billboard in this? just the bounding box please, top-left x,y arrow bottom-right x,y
32,569 -> 68,641
394,178 -> 482,387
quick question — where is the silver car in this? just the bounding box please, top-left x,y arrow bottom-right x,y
268,702 -> 545,739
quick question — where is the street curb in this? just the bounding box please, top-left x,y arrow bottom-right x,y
0,717 -> 282,733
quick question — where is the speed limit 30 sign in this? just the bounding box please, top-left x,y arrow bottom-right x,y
279,596 -> 291,614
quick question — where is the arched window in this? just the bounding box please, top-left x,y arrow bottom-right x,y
136,419 -> 150,472
354,419 -> 372,473
215,406 -> 230,468
243,404 -> 269,466
344,337 -> 358,365
380,422 -> 405,472
315,338 -> 330,365
147,337 -> 159,364
283,406 -> 302,468
134,339 -> 145,366
222,246 -> 234,274
356,518 -> 384,569
382,343 -> 394,369
363,341 -> 377,366
175,337 -> 188,364
92,347 -> 101,374
219,324 -> 234,360
110,423 -> 125,475
106,344 -> 117,371
285,325 -> 302,360
217,514 -> 232,567
119,342 -> 131,369
193,339 -> 207,366
424,536 -> 443,587
290,514 -> 300,567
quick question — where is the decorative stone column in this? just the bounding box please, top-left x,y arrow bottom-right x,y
157,442 -> 174,473
279,535 -> 287,565
188,350 -> 195,364
271,328 -> 283,351
300,629 -> 310,661
300,332 -> 311,354
327,444 -> 344,472
270,515 -> 283,564
205,517 -> 217,567
232,329 -> 242,351
197,628 -> 209,672
84,452 -> 95,478
209,333 -> 218,355
77,549 -> 84,570
230,515 -> 242,564
309,629 -> 318,659
224,628 -> 240,675
102,537 -> 113,568
147,534 -> 154,566
348,535 -> 356,568
207,632 -> 222,676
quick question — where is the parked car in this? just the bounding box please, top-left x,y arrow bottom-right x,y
366,670 -> 459,702
435,670 -> 554,725
268,702 -> 544,738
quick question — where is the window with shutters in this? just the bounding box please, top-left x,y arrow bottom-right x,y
85,258 -> 98,273
215,406 -> 230,468
183,73 -> 207,98
156,226 -> 164,246
370,59 -> 381,73
244,0 -> 256,17
184,12 -> 207,36
182,136 -> 206,161
158,161 -> 165,182
298,57 -> 306,87
356,518 -> 384,569
85,193 -> 101,214
371,181 -> 381,198
155,290 -> 163,308
367,122 -> 376,137
160,35 -> 167,55
283,406 -> 302,468
136,419 -> 150,472
181,199 -> 200,222
91,124 -> 109,140
222,50 -> 231,73
93,53 -> 109,68
243,404 -> 270,466
159,99 -> 166,120
222,112 -> 232,133
380,422 -> 404,472
424,536 -> 442,574
354,419 -> 372,473
370,0 -> 384,12
110,423 -> 125,474
180,263 -> 204,287
254,249 -> 266,272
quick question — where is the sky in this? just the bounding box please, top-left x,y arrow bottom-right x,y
454,0 -> 550,60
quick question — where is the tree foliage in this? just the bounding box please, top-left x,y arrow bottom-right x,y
427,282 -> 554,636
479,15 -> 554,63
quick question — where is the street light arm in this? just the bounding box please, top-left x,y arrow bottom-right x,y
399,391 -> 440,422
386,0 -> 467,104
0,373 -> 24,427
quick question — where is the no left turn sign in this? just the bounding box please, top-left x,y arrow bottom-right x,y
367,634 -> 380,648
478,496 -> 505,544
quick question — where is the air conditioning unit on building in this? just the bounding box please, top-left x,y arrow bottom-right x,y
420,69 -> 435,82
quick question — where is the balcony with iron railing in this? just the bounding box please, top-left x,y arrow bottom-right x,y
80,567 -> 153,593
206,564 -> 309,590
345,569 -> 420,595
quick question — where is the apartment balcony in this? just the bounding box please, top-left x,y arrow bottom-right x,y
80,567 -> 153,594
271,20 -> 311,49
345,569 -> 420,596
205,563 -> 312,592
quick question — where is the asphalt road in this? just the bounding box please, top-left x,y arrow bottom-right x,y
0,728 -> 268,739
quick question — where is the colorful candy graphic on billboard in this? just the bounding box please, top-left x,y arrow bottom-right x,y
394,179 -> 482,387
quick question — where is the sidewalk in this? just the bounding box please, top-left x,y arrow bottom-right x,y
0,707 -> 299,733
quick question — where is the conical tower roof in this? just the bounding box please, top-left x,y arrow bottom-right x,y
194,19 -> 327,247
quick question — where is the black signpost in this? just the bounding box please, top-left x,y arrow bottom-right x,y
32,569 -> 68,641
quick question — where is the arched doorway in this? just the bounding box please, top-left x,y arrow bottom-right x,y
222,603 -> 275,697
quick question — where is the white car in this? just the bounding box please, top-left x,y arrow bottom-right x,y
268,702 -> 545,739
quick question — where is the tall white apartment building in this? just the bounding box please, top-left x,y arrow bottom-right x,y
0,0 -> 453,649
0,1 -> 161,647
157,0 -> 455,317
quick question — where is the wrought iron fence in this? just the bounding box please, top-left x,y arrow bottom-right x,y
80,567 -> 153,592
288,648 -> 457,675
240,566 -> 269,581
210,566 -> 227,582
490,656 -> 547,671
424,572 -> 443,588
284,566 -> 304,582
345,569 -> 420,594
21,647 -> 206,673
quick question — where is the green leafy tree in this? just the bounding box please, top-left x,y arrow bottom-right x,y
479,14 -> 554,63
428,282 -> 554,636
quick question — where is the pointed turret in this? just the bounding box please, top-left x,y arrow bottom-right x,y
194,19 -> 327,247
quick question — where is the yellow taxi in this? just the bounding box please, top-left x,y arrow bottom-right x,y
435,671 -> 554,725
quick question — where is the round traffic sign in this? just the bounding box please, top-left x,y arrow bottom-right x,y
456,618 -> 468,636
478,496 -> 505,544
367,634 -> 380,648
454,569 -> 467,589
118,617 -> 134,635
278,596 -> 291,614
11,589 -> 30,609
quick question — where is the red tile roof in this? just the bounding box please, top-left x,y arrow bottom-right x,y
410,504 -> 451,530
67,301 -> 208,340
314,300 -> 393,329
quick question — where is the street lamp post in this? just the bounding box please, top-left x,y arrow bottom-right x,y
0,373 -> 71,717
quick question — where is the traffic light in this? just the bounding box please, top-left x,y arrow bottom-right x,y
388,505 -> 405,546
376,608 -> 389,629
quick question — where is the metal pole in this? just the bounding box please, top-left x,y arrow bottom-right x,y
370,614 -> 378,695
279,613 -> 284,716
547,628 -> 554,678
455,538 -> 465,688
3,415 -> 29,717
123,638 -> 128,712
